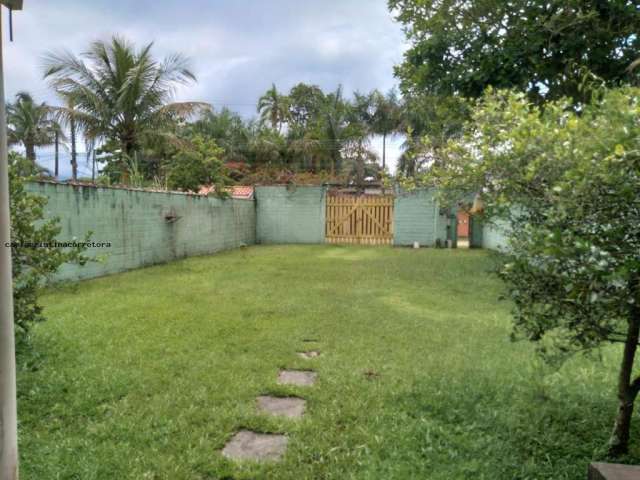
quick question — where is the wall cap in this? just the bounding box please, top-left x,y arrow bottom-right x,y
25,180 -> 254,201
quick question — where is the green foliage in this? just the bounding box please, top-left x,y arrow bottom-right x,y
370,88 -> 403,169
43,36 -> 209,182
257,83 -> 290,131
287,83 -> 326,129
439,87 -> 640,354
184,108 -> 251,164
370,89 -> 402,138
166,135 -> 228,193
436,86 -> 640,452
7,92 -> 56,163
48,95 -> 86,181
8,153 -> 89,340
389,0 -> 640,104
190,84 -> 387,180
389,0 -> 640,178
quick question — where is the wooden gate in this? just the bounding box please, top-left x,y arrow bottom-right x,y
325,194 -> 394,245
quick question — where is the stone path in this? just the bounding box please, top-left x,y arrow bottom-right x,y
221,338 -> 322,463
277,369 -> 317,386
222,430 -> 288,461
298,350 -> 320,359
257,395 -> 306,419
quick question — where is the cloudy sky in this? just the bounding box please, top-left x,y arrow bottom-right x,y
4,0 -> 407,178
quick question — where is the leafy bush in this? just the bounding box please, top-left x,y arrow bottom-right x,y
166,135 -> 229,193
9,153 -> 89,341
436,87 -> 640,454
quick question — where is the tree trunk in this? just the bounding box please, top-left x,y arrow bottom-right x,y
54,131 -> 59,178
25,142 -> 35,163
333,147 -> 341,177
356,141 -> 365,187
608,275 -> 640,455
70,117 -> 77,181
382,133 -> 386,170
92,149 -> 96,183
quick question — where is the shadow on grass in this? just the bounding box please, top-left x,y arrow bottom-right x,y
378,374 -> 640,479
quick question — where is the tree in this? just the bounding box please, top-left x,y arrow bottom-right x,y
43,36 -> 209,181
9,153 -> 88,343
397,94 -> 469,176
287,83 -> 325,130
348,91 -> 378,184
50,120 -> 67,178
389,0 -> 640,104
48,94 -> 90,181
435,87 -> 640,455
257,84 -> 289,131
316,86 -> 351,175
184,108 -> 252,164
247,124 -> 288,167
7,92 -> 53,163
371,89 -> 402,170
166,135 -> 227,192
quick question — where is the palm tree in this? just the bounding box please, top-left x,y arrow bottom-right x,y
348,92 -> 377,184
317,86 -> 350,175
48,94 -> 94,181
50,120 -> 67,178
257,84 -> 289,131
371,89 -> 402,170
7,92 -> 53,163
186,108 -> 252,163
43,36 -> 209,180
247,122 -> 287,165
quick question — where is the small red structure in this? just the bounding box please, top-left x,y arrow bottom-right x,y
457,211 -> 470,238
198,185 -> 254,199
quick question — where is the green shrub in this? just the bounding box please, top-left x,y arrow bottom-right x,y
166,135 -> 229,193
436,87 -> 640,454
8,153 -> 89,341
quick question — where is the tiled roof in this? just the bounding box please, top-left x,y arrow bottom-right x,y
228,186 -> 254,199
198,185 -> 254,199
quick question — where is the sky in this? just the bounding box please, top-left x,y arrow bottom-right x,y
4,0 -> 407,179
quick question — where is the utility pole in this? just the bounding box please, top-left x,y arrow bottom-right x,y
0,2 -> 23,479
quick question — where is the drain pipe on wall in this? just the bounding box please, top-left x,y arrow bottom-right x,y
0,2 -> 23,479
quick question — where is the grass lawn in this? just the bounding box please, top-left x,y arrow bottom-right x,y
17,245 -> 640,479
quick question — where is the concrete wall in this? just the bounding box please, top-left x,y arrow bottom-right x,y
26,182 -> 256,281
255,186 -> 326,244
394,188 -> 448,247
482,218 -> 510,251
26,181 -> 512,283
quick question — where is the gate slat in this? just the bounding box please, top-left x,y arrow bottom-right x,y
325,193 -> 394,245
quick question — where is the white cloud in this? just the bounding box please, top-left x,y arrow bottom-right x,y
6,0 -> 407,175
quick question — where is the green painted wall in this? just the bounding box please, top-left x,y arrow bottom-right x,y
394,188 -> 448,246
255,186 -> 326,244
470,215 -> 484,248
482,219 -> 510,251
24,181 -> 509,284
26,182 -> 256,281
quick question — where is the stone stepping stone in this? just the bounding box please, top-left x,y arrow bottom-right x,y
297,350 -> 321,359
222,430 -> 288,462
589,462 -> 640,480
277,369 -> 317,386
257,395 -> 306,419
